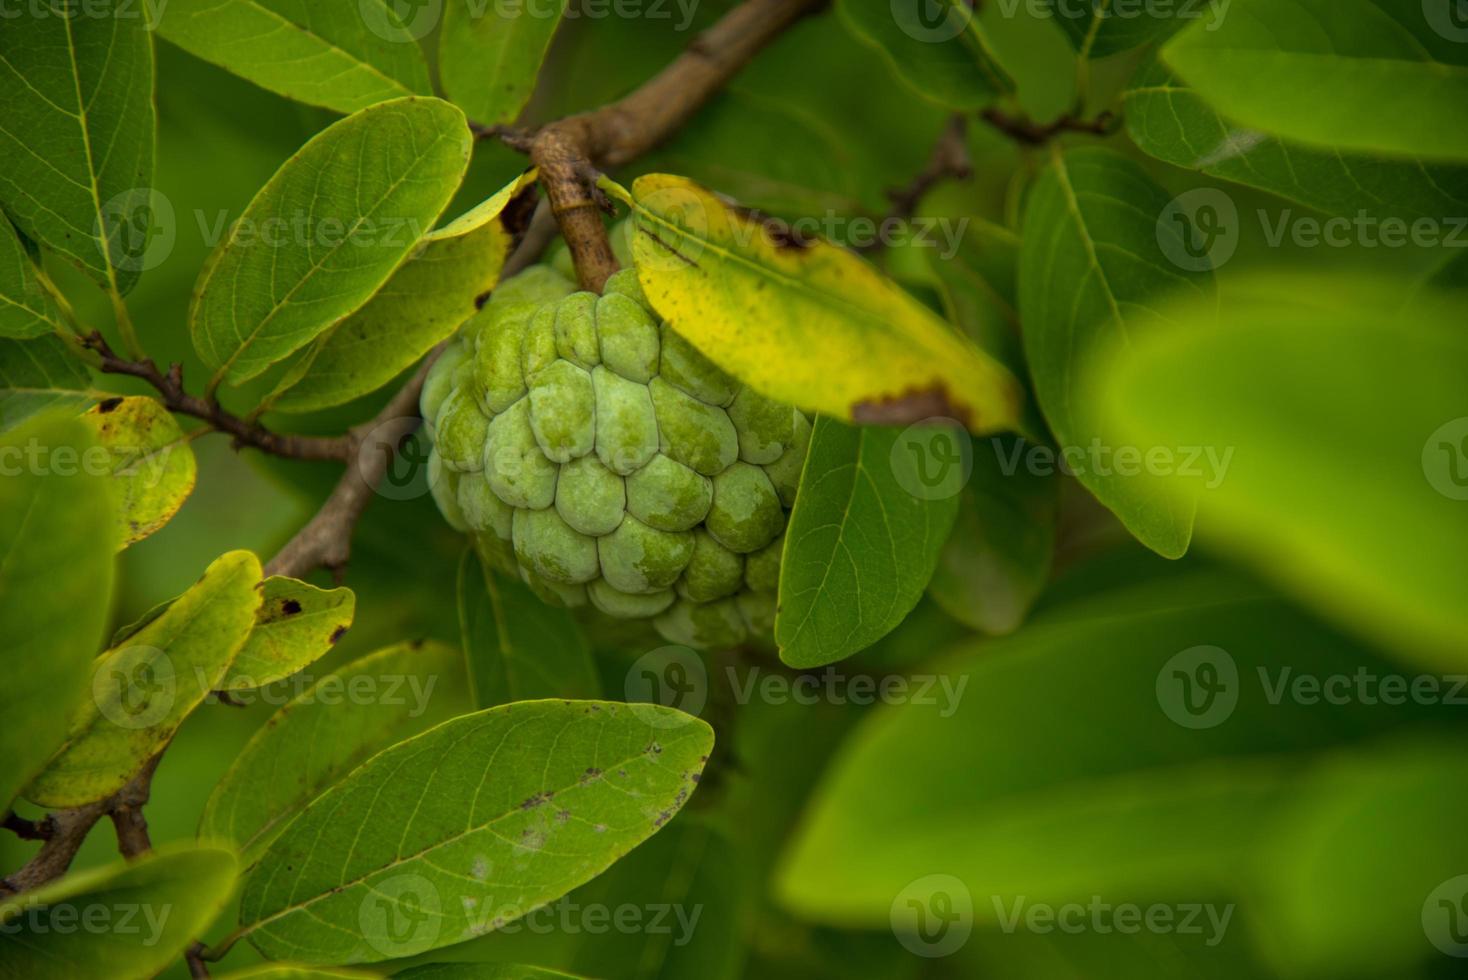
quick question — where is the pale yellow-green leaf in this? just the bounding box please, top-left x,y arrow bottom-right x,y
220,577 -> 356,692
618,174 -> 1023,434
26,550 -> 263,808
80,396 -> 197,549
268,170 -> 539,413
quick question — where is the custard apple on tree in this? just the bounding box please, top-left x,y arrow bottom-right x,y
421,262 -> 810,649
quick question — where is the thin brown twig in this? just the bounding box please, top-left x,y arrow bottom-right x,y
980,106 -> 1117,147
885,115 -> 973,221
0,756 -> 160,898
503,0 -> 827,289
2,812 -> 50,841
81,332 -> 350,462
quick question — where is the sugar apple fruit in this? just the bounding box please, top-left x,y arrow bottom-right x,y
421,263 -> 810,649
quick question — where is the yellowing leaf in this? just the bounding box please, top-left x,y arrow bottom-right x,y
618,174 -> 1023,434
80,396 -> 197,549
221,577 -> 356,692
268,171 -> 539,414
26,550 -> 262,808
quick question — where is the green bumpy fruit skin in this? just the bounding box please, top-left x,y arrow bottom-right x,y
423,264 -> 809,649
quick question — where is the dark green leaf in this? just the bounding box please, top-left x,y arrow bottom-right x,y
1017,147 -> 1215,557
837,0 -> 1010,110
776,418 -> 961,667
0,414 -> 114,808
928,435 -> 1059,635
0,1 -> 156,294
237,700 -> 713,964
458,549 -> 601,710
0,845 -> 237,980
0,335 -> 95,433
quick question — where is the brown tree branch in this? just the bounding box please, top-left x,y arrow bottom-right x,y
885,115 -> 973,221
510,0 -> 827,290
81,332 -> 350,462
0,755 -> 161,898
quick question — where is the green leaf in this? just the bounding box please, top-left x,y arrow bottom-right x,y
220,576 -> 356,692
775,572 -> 1450,924
0,414 -> 114,808
1017,147 -> 1215,558
0,218 -> 64,339
398,966 -> 582,980
1163,0 -> 1468,161
0,334 -> 96,433
836,0 -> 1010,110
1092,274 -> 1468,670
201,640 -> 472,866
0,844 -> 237,980
1038,0 -> 1210,58
217,966 -> 381,980
928,436 -> 1058,635
458,549 -> 601,710
190,97 -> 471,387
1125,62 -> 1468,219
0,1 -> 156,295
26,550 -> 262,808
267,170 -> 538,414
236,700 -> 713,964
408,819 -> 743,979
619,173 -> 1024,434
79,395 -> 197,549
776,418 -> 960,668
154,0 -> 432,114
1255,737 -> 1468,977
439,0 -> 567,125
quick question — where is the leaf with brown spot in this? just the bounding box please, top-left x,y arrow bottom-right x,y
79,395 -> 197,550
220,577 -> 356,693
612,174 -> 1023,435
